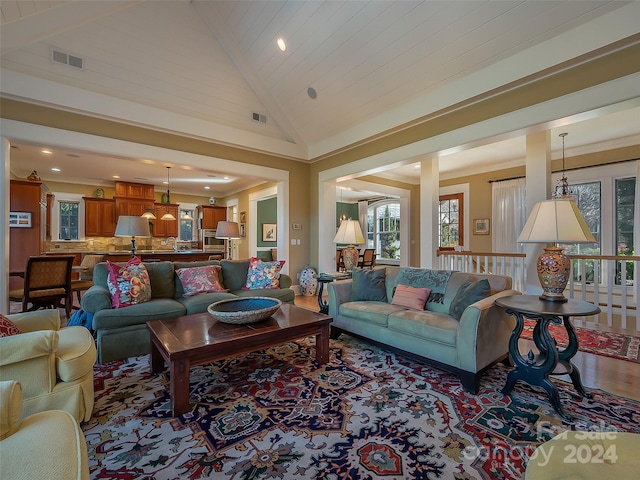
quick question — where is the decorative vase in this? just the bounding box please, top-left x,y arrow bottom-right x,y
27,170 -> 41,181
537,246 -> 570,302
299,265 -> 318,296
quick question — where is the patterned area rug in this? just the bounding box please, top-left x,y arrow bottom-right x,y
520,320 -> 640,364
85,336 -> 640,480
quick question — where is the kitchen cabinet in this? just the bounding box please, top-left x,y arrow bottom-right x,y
153,204 -> 179,237
116,198 -> 155,217
115,181 -> 155,200
84,198 -> 116,237
199,205 -> 226,229
9,180 -> 47,289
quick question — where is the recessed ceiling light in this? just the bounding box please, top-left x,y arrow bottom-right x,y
51,167 -> 61,172
414,164 -> 420,169
223,176 -> 230,180
307,87 -> 317,99
113,175 -> 120,179
276,37 -> 286,52
204,186 -> 210,190
67,153 -> 80,158
41,149 -> 53,155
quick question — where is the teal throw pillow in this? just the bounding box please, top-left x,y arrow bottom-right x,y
448,279 -> 491,321
350,268 -> 387,302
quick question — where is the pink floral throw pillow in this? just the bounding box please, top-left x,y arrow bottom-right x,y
0,314 -> 20,337
106,256 -> 152,308
244,257 -> 285,290
176,265 -> 226,297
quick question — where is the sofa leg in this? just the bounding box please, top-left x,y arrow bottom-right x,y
459,372 -> 480,395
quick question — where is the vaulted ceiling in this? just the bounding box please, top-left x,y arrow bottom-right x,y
2,0 -> 639,197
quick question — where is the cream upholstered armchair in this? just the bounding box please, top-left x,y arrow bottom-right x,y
0,380 -> 90,480
0,309 -> 96,422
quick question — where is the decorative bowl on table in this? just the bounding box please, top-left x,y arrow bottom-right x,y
207,297 -> 283,324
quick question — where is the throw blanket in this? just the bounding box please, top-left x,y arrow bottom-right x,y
68,309 -> 94,331
395,268 -> 453,304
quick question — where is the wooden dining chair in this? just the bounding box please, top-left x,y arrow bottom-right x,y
336,249 -> 345,271
358,249 -> 376,269
270,248 -> 278,261
8,256 -> 74,320
70,254 -> 105,307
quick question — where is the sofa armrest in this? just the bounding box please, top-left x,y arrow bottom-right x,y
456,289 -> 521,371
7,310 -> 60,333
80,285 -> 113,313
327,280 -> 353,318
279,274 -> 292,289
0,381 -> 22,440
0,330 -> 59,366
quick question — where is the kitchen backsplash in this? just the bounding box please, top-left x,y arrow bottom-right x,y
45,237 -> 199,253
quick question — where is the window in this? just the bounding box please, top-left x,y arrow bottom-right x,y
179,209 -> 194,241
59,201 -> 79,240
615,177 -> 635,285
367,201 -> 400,262
438,193 -> 463,249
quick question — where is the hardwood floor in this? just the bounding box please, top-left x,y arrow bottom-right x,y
294,294 -> 640,402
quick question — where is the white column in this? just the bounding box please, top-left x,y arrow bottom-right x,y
524,131 -> 552,295
420,156 -> 439,268
1,137 -> 10,313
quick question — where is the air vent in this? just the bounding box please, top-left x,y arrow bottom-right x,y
51,48 -> 84,70
252,112 -> 267,123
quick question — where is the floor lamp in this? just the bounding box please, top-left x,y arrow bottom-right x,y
334,219 -> 365,272
216,221 -> 241,260
115,216 -> 151,257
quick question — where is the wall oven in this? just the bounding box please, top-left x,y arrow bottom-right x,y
200,229 -> 226,253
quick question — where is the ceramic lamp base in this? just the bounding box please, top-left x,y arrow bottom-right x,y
342,245 -> 359,272
537,246 -> 570,302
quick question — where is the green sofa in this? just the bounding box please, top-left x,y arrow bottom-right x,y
81,259 -> 294,363
328,266 -> 519,393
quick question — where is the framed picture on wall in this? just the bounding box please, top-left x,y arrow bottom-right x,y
262,223 -> 277,242
240,211 -> 246,223
473,218 -> 490,235
240,223 -> 246,237
9,211 -> 32,228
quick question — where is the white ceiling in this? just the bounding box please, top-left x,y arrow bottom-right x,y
2,0 -> 639,199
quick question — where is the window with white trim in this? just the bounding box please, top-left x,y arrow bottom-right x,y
367,200 -> 400,262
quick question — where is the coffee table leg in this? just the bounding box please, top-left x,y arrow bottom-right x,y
150,340 -> 165,374
170,358 -> 191,416
316,324 -> 330,364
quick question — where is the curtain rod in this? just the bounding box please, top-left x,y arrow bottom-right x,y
488,157 -> 638,183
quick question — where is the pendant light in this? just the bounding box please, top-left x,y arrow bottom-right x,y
554,133 -> 575,199
181,210 -> 194,221
161,166 -> 176,221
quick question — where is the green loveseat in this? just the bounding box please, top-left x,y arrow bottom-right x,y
328,266 -> 519,393
81,259 -> 294,363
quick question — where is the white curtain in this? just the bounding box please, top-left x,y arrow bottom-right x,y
492,178 -> 526,253
634,160 -> 640,302
358,200 -> 368,246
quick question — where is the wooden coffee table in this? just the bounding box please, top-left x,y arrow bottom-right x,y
147,303 -> 333,416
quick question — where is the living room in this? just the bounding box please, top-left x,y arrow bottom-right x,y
1,1 -> 639,478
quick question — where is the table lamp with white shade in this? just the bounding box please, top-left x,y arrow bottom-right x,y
517,198 -> 596,302
216,221 -> 241,259
334,219 -> 365,272
115,215 -> 151,257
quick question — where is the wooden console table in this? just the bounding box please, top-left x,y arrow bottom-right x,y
495,295 -> 600,423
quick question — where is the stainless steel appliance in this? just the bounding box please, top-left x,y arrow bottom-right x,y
200,229 -> 226,253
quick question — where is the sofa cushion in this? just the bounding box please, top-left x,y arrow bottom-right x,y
92,298 -> 186,330
56,326 -> 96,382
220,259 -> 251,292
387,310 -> 459,346
339,301 -> 403,326
106,257 -> 152,308
176,265 -> 226,297
178,291 -> 238,315
350,268 -> 387,302
0,315 -> 21,337
449,279 -> 491,321
145,262 -> 175,299
391,284 -> 431,310
234,288 -> 295,304
243,257 -> 285,290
